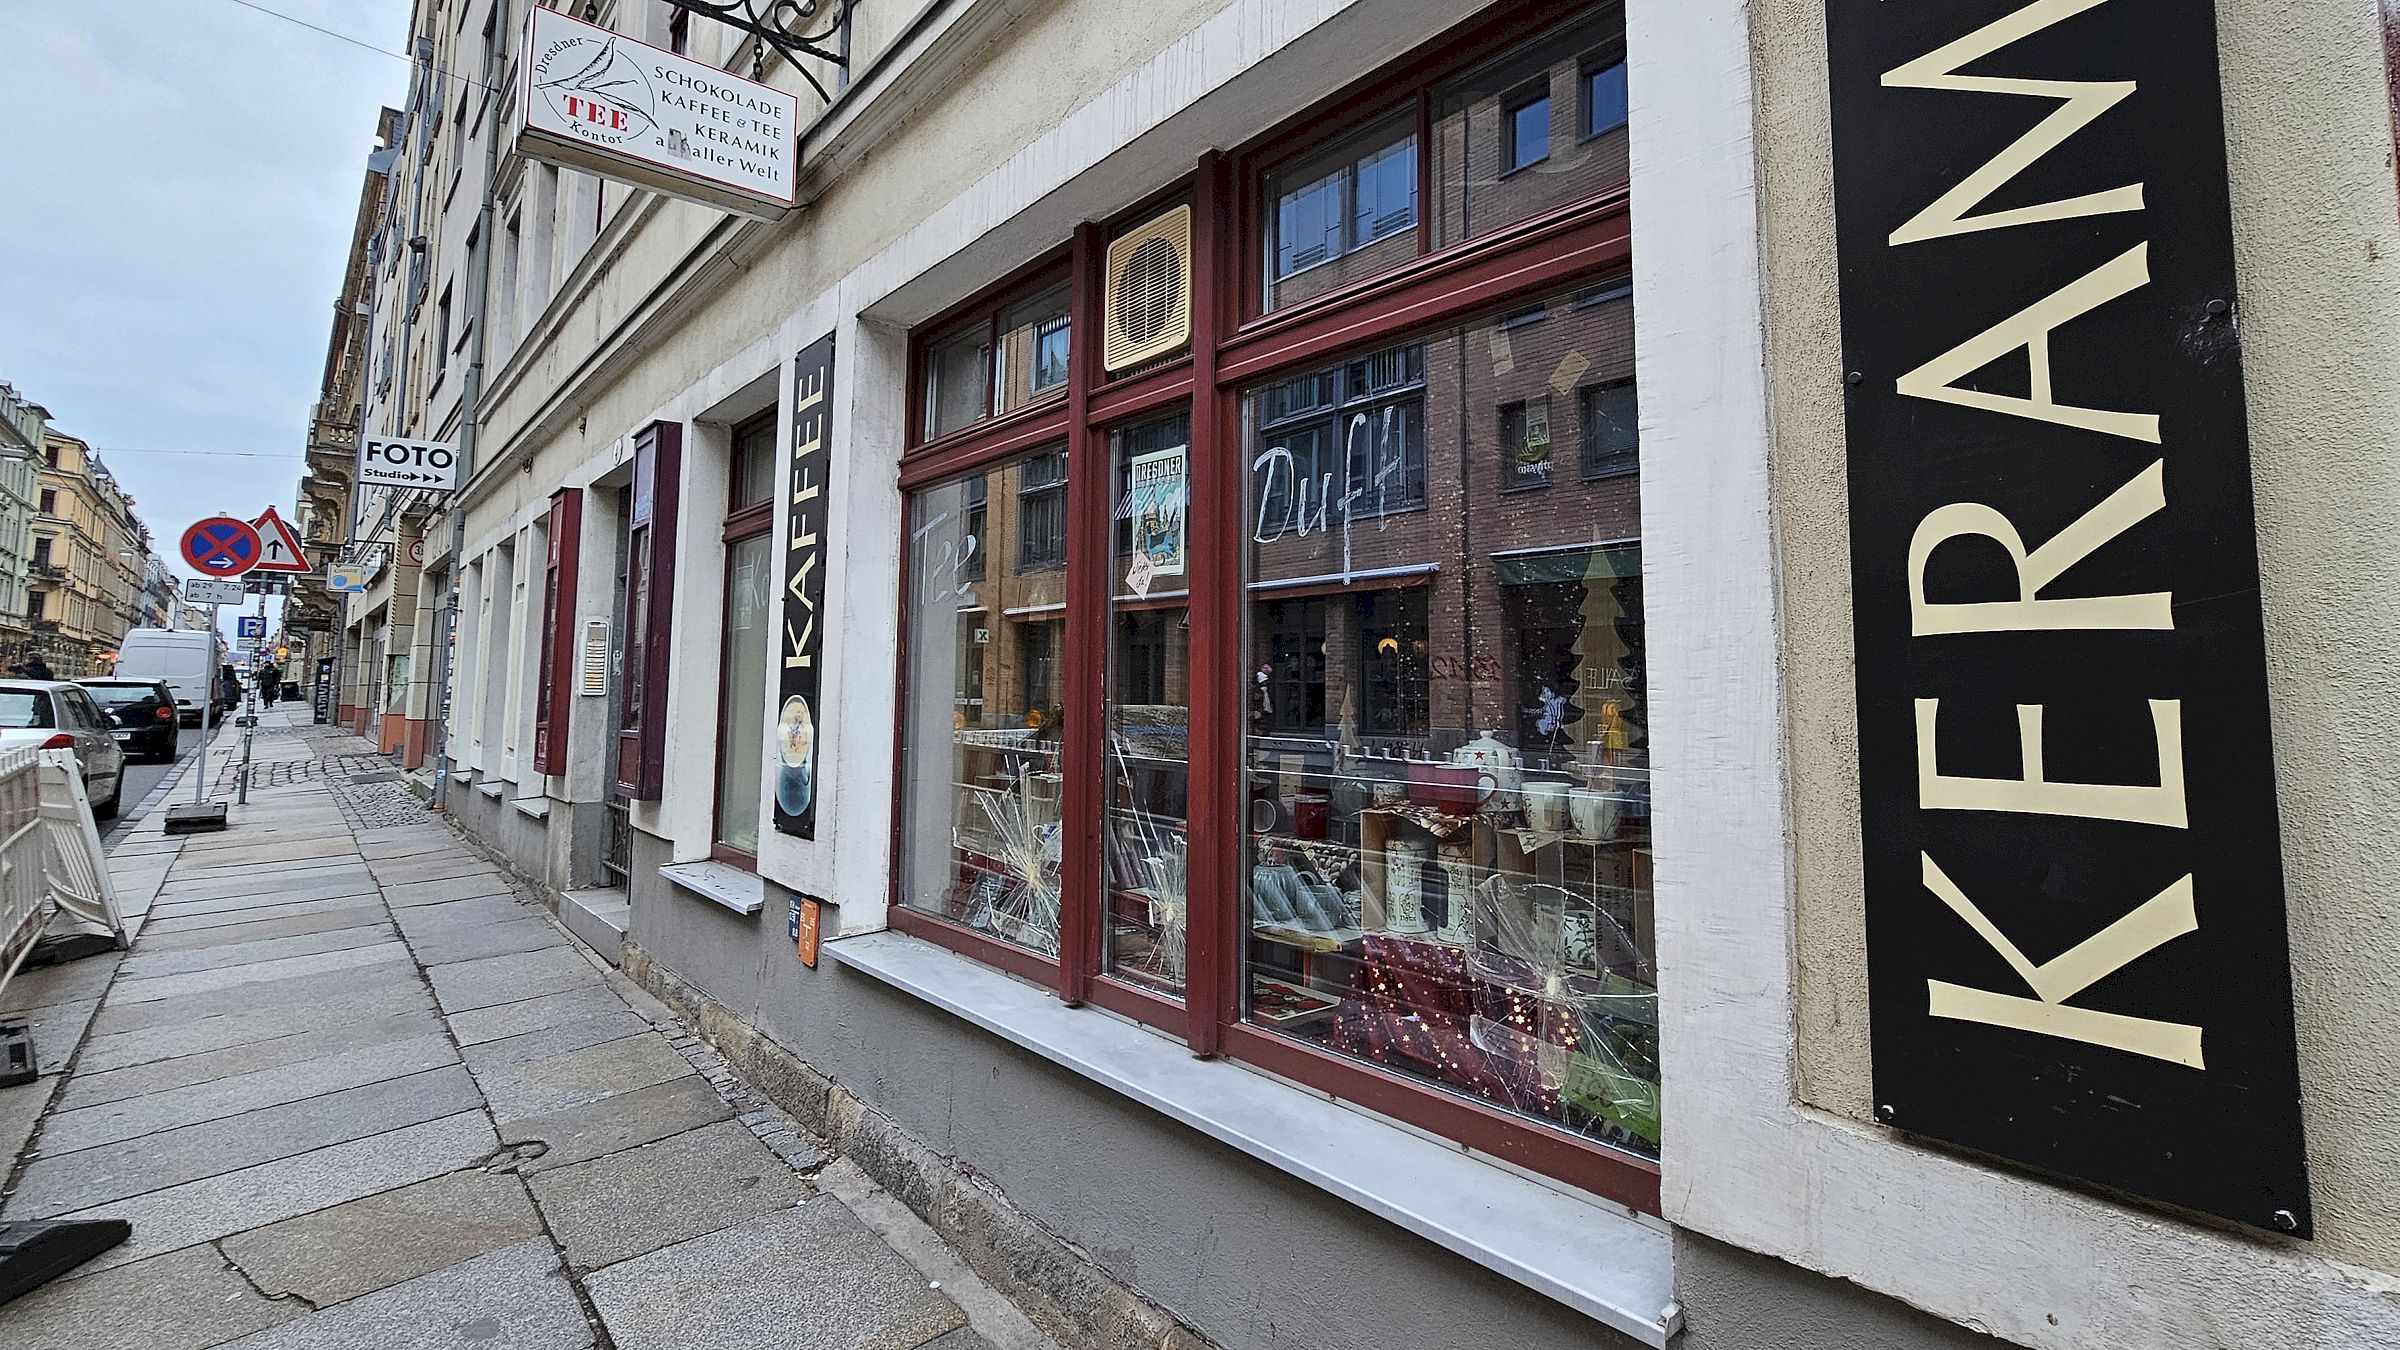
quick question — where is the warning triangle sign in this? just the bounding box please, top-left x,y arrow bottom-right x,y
250,506 -> 313,573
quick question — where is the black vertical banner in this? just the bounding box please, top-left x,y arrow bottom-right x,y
1824,0 -> 2311,1233
772,335 -> 835,839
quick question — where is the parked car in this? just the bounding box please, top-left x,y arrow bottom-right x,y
0,679 -> 126,818
115,627 -> 232,727
78,677 -> 181,763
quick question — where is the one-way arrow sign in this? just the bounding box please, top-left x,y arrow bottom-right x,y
360,436 -> 460,492
249,506 -> 313,573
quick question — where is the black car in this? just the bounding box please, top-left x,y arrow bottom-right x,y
78,677 -> 181,762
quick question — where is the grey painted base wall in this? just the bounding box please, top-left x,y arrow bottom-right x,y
578,826 -> 2025,1350
1674,1232 -> 2016,1350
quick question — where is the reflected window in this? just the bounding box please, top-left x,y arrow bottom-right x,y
1017,450 -> 1068,572
1580,380 -> 1639,478
1432,7 -> 1629,246
1584,59 -> 1629,139
1504,87 -> 1551,174
1263,112 -> 1419,311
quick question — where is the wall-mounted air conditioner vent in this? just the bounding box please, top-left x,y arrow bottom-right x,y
1103,205 -> 1194,372
578,618 -> 609,696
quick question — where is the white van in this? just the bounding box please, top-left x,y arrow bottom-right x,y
114,627 -> 230,727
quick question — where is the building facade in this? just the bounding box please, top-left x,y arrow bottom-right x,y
29,431 -> 145,675
286,110 -> 406,720
0,383 -> 42,660
361,2 -> 2400,1349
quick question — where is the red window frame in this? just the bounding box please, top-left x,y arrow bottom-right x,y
889,0 -> 1653,1215
533,486 -> 584,777
617,420 -> 681,800
711,410 -> 779,867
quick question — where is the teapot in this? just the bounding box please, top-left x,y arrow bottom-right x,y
1450,730 -> 1522,812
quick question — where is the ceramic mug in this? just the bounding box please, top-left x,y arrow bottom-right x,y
1569,788 -> 1621,841
1522,777 -> 1572,832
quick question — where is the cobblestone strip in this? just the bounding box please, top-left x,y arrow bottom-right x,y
660,1028 -> 830,1175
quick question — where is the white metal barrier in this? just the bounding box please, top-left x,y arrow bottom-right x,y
0,748 -> 42,1003
37,749 -> 121,949
0,748 -> 123,1009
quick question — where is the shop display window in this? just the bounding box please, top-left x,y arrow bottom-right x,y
897,448 -> 1072,955
715,412 -> 778,857
1241,294 -> 1653,1157
896,0 -> 1651,1208
1105,411 -> 1193,996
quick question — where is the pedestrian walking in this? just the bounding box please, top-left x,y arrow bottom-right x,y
258,660 -> 282,707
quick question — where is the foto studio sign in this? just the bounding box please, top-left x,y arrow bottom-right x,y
360,436 -> 459,491
516,7 -> 799,221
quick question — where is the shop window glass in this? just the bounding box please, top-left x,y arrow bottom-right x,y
898,447 -> 1071,954
1432,7 -> 1628,246
715,532 -> 773,853
923,324 -> 992,440
1105,411 -> 1192,996
730,410 -> 777,510
1263,111 -> 1419,312
1241,292 -> 1656,1160
920,278 -> 1073,441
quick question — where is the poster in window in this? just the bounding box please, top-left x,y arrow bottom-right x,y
1128,445 -> 1188,578
772,335 -> 835,840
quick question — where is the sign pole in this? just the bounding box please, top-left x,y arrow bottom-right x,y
192,602 -> 215,808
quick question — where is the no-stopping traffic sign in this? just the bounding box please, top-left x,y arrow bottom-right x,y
360,436 -> 460,491
182,517 -> 263,575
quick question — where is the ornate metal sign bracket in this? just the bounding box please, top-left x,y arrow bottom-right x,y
655,0 -> 848,102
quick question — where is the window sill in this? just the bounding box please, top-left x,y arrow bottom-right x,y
824,929 -> 1680,1347
511,795 -> 550,820
475,780 -> 505,801
659,859 -> 763,916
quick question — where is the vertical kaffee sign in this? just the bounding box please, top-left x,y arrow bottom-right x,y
1826,0 -> 2309,1234
772,336 -> 835,839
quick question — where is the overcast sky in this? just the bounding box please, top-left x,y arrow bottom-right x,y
0,0 -> 408,645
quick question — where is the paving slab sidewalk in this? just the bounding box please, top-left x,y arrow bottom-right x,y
0,706 -> 1061,1350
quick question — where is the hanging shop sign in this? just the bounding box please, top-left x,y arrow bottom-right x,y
771,335 -> 834,840
516,6 -> 799,222
1826,0 -> 2310,1235
360,436 -> 460,491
